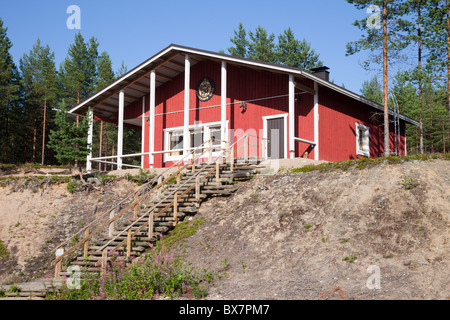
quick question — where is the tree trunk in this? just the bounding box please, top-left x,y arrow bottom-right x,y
443,118 -> 446,153
418,2 -> 424,154
3,105 -> 8,163
41,85 -> 47,165
383,0 -> 390,157
32,106 -> 37,163
447,0 -> 450,115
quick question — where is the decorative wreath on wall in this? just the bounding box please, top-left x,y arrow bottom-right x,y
196,77 -> 215,102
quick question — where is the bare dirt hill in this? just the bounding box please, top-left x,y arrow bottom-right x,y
170,159 -> 449,300
0,176 -> 138,284
0,159 -> 449,300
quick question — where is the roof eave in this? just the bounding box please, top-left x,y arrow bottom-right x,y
68,43 -> 421,127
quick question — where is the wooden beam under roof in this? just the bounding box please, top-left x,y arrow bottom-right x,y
90,51 -> 180,111
294,81 -> 316,95
155,72 -> 172,81
159,64 -> 181,74
126,86 -> 147,95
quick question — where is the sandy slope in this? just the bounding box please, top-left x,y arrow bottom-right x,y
172,159 -> 450,300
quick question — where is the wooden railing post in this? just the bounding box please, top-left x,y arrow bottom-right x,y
133,192 -> 139,219
195,175 -> 200,204
208,144 -> 213,163
84,227 -> 89,257
262,139 -> 267,160
157,175 -> 163,196
191,151 -> 195,173
126,228 -> 132,259
109,205 -> 118,237
230,145 -> 234,172
176,172 -> 181,184
148,213 -> 154,240
244,135 -> 249,163
173,191 -> 178,226
101,249 -> 107,270
54,248 -> 63,278
55,261 -> 61,278
216,160 -> 220,183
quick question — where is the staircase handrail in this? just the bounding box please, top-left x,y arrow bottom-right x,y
51,139 -> 214,267
99,133 -> 257,257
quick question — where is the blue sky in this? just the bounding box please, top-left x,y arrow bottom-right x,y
1,0 -> 399,93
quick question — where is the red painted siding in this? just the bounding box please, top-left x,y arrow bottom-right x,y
124,58 -> 406,168
318,86 -> 406,161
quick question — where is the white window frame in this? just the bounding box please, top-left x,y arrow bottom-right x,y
356,123 -> 370,157
163,121 -> 228,163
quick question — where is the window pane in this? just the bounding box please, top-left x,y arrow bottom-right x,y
210,127 -> 221,146
359,128 -> 365,150
190,129 -> 204,152
170,131 -> 183,151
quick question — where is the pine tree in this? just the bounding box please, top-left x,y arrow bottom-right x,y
360,75 -> 384,104
95,51 -> 116,169
60,32 -> 99,107
19,39 -> 58,164
422,0 -> 450,114
116,60 -> 128,78
346,0 -> 410,156
247,25 -> 277,63
97,51 -> 115,89
0,19 -> 20,164
227,24 -> 324,70
276,27 -> 323,70
228,22 -> 248,57
48,101 -> 91,179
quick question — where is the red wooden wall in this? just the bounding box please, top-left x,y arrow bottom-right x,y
120,59 -> 406,168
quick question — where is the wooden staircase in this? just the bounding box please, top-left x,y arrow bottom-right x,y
51,135 -> 266,279
60,163 -> 255,275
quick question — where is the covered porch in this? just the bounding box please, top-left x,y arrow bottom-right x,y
69,45 -> 320,170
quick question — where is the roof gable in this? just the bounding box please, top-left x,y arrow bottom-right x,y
69,44 -> 420,127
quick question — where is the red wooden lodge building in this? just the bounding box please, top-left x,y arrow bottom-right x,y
69,44 -> 420,170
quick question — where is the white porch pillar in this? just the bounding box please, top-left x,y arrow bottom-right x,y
141,96 -> 145,169
289,75 -> 295,159
86,108 -> 94,172
183,54 -> 190,157
149,70 -> 156,167
117,90 -> 125,170
221,61 -> 227,149
314,82 -> 319,161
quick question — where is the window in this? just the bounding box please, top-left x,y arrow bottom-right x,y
356,123 -> 370,157
190,128 -> 204,153
169,130 -> 183,156
209,127 -> 221,147
164,121 -> 227,162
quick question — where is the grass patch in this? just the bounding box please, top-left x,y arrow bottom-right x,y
304,223 -> 313,230
399,176 -> 420,190
291,153 -> 450,174
0,240 -> 8,258
124,169 -> 157,186
157,217 -> 206,250
342,254 -> 358,263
